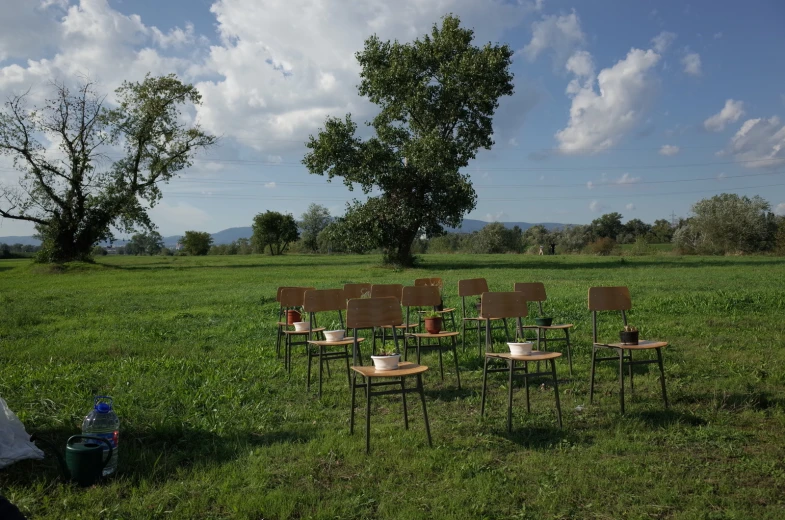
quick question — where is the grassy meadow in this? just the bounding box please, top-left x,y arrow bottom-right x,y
1,253 -> 785,519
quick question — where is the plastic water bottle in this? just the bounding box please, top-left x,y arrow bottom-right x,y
81,396 -> 120,476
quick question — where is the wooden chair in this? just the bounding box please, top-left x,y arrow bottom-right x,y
402,286 -> 461,389
344,283 -> 372,301
414,277 -> 456,331
280,287 -> 324,373
458,278 -> 509,356
588,286 -> 668,414
370,284 -> 417,353
514,282 -> 575,376
276,286 -> 314,359
347,297 -> 432,453
304,289 -> 363,398
479,291 -> 563,431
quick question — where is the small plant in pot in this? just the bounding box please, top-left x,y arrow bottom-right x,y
371,348 -> 400,371
323,320 -> 345,342
534,316 -> 554,327
507,337 -> 533,356
620,325 -> 639,345
423,311 -> 443,334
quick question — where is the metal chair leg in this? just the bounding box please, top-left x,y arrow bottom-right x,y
618,348 -> 625,414
481,356 -> 489,417
656,347 -> 669,408
401,377 -> 409,429
417,374 -> 432,447
507,358 -> 514,432
365,376 -> 372,453
452,336 -> 461,390
551,358 -> 563,428
589,345 -> 597,404
565,328 -> 573,377
350,374 -> 357,434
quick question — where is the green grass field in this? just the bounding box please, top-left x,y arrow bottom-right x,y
2,254 -> 785,519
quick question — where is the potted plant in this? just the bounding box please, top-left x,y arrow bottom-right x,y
286,308 -> 301,325
323,320 -> 345,342
619,325 -> 639,345
423,311 -> 443,334
534,316 -> 554,327
507,337 -> 533,356
371,348 -> 400,371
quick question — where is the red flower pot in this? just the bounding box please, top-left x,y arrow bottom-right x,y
286,309 -> 301,325
424,317 -> 442,334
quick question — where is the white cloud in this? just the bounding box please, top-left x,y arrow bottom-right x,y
586,181 -> 594,190
264,182 -> 276,188
713,32 -> 723,39
682,52 -> 702,76
651,31 -> 676,53
659,144 -> 680,156
717,172 -> 727,180
775,203 -> 785,216
520,10 -> 585,66
625,203 -> 635,211
615,173 -> 641,185
589,200 -> 606,212
723,116 -> 785,168
704,99 -> 745,132
485,211 -> 508,222
556,48 -> 660,154
149,201 -> 212,233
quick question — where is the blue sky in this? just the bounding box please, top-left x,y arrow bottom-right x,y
1,0 -> 784,237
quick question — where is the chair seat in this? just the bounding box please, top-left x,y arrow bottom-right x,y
522,323 -> 573,330
418,308 -> 456,314
351,361 -> 428,378
381,323 -> 419,329
308,337 -> 365,346
595,340 -> 667,350
463,316 -> 503,322
409,331 -> 460,339
486,351 -> 562,362
284,327 -> 326,335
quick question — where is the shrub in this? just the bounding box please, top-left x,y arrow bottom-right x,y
588,237 -> 617,256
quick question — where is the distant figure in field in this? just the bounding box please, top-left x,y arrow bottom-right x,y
538,245 -> 543,256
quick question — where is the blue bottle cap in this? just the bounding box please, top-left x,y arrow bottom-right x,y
96,402 -> 112,413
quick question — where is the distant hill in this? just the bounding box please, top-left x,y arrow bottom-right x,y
1,221 -> 569,248
446,219 -> 567,233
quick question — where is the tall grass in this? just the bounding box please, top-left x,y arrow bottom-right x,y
1,254 -> 784,519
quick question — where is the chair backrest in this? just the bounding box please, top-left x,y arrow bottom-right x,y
588,286 -> 631,311
344,283 -> 372,301
414,278 -> 443,291
370,284 -> 403,303
303,289 -> 346,313
279,287 -> 315,307
401,285 -> 441,308
480,291 -> 528,320
277,286 -> 311,302
458,278 -> 488,297
347,297 -> 403,328
513,282 -> 547,302
588,286 -> 631,343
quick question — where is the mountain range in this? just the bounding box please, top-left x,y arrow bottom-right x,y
0,219 -> 568,247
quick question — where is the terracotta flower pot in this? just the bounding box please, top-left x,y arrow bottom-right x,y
424,316 -> 442,334
286,309 -> 301,325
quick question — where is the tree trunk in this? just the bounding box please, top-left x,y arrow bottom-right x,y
383,226 -> 420,267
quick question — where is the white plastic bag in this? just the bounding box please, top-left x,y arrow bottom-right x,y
0,397 -> 44,469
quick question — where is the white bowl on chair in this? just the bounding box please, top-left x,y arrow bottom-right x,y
507,342 -> 533,356
293,321 -> 310,332
323,330 -> 345,341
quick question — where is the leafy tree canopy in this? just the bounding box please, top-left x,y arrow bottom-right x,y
299,203 -> 331,253
0,74 -> 216,263
251,211 -> 299,255
303,15 -> 514,266
180,231 -> 212,256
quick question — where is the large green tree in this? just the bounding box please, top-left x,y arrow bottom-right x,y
675,194 -> 776,254
0,75 -> 216,263
180,231 -> 212,256
251,211 -> 299,255
303,15 -> 514,266
591,212 -> 624,241
299,203 -> 331,253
